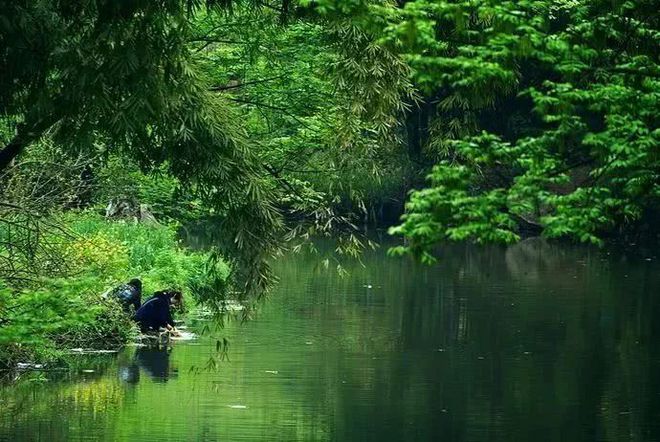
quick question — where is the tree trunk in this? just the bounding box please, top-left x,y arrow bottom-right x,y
405,97 -> 433,162
0,135 -> 26,173
0,113 -> 61,174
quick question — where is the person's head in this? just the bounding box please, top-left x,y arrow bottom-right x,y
155,289 -> 183,309
169,290 -> 183,308
128,278 -> 142,294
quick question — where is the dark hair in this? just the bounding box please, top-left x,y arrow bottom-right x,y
154,289 -> 183,303
169,290 -> 183,303
169,290 -> 183,312
128,278 -> 142,291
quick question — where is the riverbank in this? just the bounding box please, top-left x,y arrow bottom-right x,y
0,212 -> 229,369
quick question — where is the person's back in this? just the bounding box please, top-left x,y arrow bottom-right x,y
134,290 -> 180,332
110,279 -> 142,313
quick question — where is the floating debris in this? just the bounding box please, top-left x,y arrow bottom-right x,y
69,348 -> 119,354
227,405 -> 247,409
82,369 -> 95,373
189,301 -> 245,320
264,370 -> 279,374
16,363 -> 44,370
170,331 -> 197,341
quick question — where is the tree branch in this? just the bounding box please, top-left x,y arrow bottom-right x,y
209,75 -> 287,92
0,135 -> 25,173
226,97 -> 317,130
0,112 -> 61,173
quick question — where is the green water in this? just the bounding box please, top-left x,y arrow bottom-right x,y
1,239 -> 660,441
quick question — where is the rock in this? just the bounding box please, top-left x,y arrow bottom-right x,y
139,204 -> 159,225
105,198 -> 158,224
105,198 -> 139,219
170,331 -> 197,341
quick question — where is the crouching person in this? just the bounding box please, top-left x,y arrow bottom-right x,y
109,278 -> 142,313
134,290 -> 183,336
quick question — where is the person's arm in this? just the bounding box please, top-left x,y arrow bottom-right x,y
164,308 -> 181,336
154,301 -> 178,334
132,295 -> 141,312
164,305 -> 174,328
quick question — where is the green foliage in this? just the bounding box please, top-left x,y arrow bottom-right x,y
384,0 -> 660,258
3,0 -> 656,288
94,157 -> 203,222
0,212 -> 230,367
0,139 -> 95,210
0,0 -> 285,300
193,3 -> 415,257
0,0 -> 420,366
0,0 -> 420,297
64,212 -> 229,293
0,278 -> 135,368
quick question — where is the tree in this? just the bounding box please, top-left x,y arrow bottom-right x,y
0,0 -> 283,296
0,0 -> 417,296
379,0 -> 660,260
190,3 -> 416,262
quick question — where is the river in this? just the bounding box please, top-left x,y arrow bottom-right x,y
1,238 -> 659,441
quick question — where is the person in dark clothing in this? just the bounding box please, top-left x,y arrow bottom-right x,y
134,290 -> 182,334
109,278 -> 142,313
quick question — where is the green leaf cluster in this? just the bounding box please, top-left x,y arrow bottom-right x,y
383,0 -> 659,258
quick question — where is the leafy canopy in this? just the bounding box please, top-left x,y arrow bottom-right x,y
381,0 -> 659,260
0,0 -> 286,296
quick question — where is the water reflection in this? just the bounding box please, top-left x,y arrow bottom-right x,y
1,241 -> 659,441
118,361 -> 140,384
135,347 -> 177,382
504,237 -> 570,280
118,346 -> 177,384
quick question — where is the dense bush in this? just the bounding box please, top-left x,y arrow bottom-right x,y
94,157 -> 205,222
0,212 -> 230,368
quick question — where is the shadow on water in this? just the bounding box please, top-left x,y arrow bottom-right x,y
118,346 -> 178,384
1,237 -> 659,441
